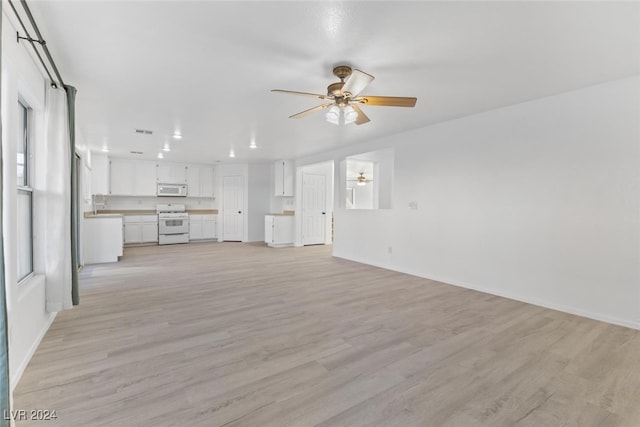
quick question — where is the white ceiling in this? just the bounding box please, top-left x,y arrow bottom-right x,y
27,1 -> 640,164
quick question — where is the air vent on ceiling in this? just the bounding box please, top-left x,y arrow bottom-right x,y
134,129 -> 153,135
130,151 -> 144,155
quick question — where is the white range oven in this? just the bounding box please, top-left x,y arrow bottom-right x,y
157,204 -> 189,245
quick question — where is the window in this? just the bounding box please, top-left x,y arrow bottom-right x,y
17,101 -> 33,282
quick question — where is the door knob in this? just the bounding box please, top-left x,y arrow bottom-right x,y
322,212 -> 326,215
238,211 -> 242,214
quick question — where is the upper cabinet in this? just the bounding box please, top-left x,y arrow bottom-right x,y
135,160 -> 157,196
91,153 -> 110,195
110,158 -> 135,196
104,157 -> 215,198
110,158 -> 157,196
274,160 -> 294,197
157,162 -> 187,184
186,165 -> 215,198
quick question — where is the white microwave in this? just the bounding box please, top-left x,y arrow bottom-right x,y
157,183 -> 188,197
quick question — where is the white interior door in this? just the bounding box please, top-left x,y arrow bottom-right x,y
302,173 -> 326,245
223,175 -> 244,241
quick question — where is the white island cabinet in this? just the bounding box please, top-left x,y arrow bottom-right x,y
264,215 -> 294,247
83,215 -> 123,264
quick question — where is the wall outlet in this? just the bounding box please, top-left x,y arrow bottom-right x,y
408,201 -> 418,210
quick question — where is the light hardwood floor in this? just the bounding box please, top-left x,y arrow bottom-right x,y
13,242 -> 640,426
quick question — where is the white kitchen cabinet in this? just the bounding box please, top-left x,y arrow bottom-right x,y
91,153 -> 110,195
201,167 -> 215,197
189,215 -> 203,239
186,165 -> 215,198
186,166 -> 201,197
203,215 -> 217,239
83,215 -> 123,264
264,215 -> 294,247
135,160 -> 157,196
123,215 -> 158,244
190,214 -> 217,240
157,162 -> 187,184
110,158 -> 157,196
274,160 -> 294,197
110,158 -> 136,195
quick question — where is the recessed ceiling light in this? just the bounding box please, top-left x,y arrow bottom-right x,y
157,152 -> 164,159
173,132 -> 182,139
101,147 -> 109,152
163,143 -> 171,152
249,139 -> 257,149
229,150 -> 235,158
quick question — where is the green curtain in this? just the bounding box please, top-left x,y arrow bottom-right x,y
64,85 -> 79,306
0,1 -> 12,424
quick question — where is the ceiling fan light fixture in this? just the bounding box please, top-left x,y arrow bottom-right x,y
343,105 -> 358,124
357,172 -> 368,185
326,105 -> 340,125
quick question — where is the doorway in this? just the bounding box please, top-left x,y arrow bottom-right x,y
222,175 -> 244,241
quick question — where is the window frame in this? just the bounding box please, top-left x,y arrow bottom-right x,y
17,99 -> 34,284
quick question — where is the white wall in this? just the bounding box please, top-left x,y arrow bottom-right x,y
298,76 -> 640,329
1,11 -> 57,388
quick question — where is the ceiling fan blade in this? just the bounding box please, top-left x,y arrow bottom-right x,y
351,103 -> 371,125
289,103 -> 333,119
272,89 -> 331,100
342,69 -> 374,98
355,96 -> 417,107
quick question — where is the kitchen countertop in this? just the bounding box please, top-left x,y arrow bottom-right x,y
84,213 -> 124,218
187,209 -> 218,214
266,211 -> 295,216
94,210 -> 157,215
91,209 -> 219,215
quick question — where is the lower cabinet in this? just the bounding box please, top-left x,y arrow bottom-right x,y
83,216 -> 123,264
123,215 -> 158,244
265,215 -> 294,247
190,214 -> 217,240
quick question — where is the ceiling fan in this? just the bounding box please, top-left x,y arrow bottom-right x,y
347,172 -> 373,186
272,65 -> 417,125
